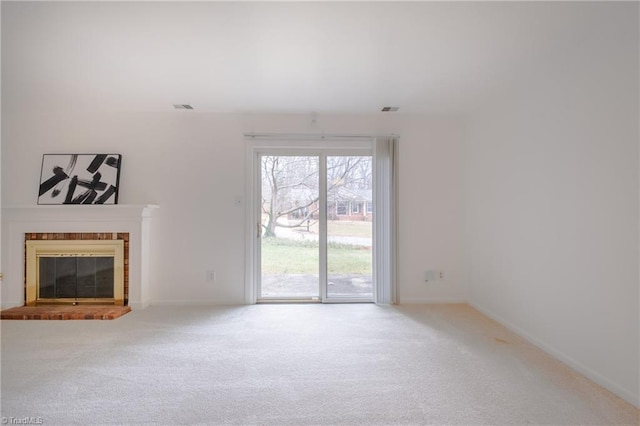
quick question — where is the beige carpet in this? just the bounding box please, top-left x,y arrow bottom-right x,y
1,304 -> 637,425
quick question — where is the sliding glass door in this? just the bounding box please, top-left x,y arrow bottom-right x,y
326,156 -> 373,299
260,155 -> 320,299
258,152 -> 373,302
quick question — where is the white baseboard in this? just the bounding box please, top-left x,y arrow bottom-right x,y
1,301 -> 23,309
150,299 -> 239,307
469,301 -> 640,408
396,297 -> 467,304
150,298 -> 468,306
128,302 -> 149,310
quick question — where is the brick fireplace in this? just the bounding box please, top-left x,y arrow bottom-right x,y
2,205 -> 158,309
25,233 -> 128,306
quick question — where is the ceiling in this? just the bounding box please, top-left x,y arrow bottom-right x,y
1,1 -> 625,115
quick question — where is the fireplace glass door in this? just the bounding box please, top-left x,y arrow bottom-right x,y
26,239 -> 125,306
38,256 -> 115,300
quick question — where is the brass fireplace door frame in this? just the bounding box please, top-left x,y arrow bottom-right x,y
25,240 -> 125,306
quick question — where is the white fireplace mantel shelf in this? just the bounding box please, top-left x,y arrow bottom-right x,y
4,204 -> 158,223
2,204 -> 159,309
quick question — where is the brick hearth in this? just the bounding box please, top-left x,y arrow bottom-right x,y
1,305 -> 131,320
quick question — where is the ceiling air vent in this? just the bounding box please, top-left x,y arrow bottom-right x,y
173,104 -> 194,110
381,106 -> 399,112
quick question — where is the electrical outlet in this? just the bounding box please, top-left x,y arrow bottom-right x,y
206,270 -> 216,282
424,270 -> 443,282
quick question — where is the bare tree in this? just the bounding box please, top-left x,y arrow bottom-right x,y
261,155 -> 370,238
261,156 -> 318,237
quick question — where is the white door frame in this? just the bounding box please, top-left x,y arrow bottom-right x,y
244,136 -> 377,304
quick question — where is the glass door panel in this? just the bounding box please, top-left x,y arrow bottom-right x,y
260,155 -> 320,299
326,156 -> 373,299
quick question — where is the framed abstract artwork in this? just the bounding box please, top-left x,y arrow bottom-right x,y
38,154 -> 122,205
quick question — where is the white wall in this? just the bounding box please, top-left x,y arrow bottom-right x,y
1,112 -> 467,305
395,117 -> 465,303
464,7 -> 639,406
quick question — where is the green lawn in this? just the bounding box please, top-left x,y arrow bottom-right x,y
328,220 -> 372,238
291,220 -> 372,238
261,237 -> 372,274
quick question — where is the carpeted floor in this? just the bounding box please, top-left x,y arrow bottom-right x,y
1,304 -> 638,425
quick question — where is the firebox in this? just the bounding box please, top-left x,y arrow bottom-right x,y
25,240 -> 125,306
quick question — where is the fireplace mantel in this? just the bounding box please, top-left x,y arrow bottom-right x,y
2,204 -> 159,309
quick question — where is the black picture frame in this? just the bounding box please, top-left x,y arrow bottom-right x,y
37,154 -> 122,205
